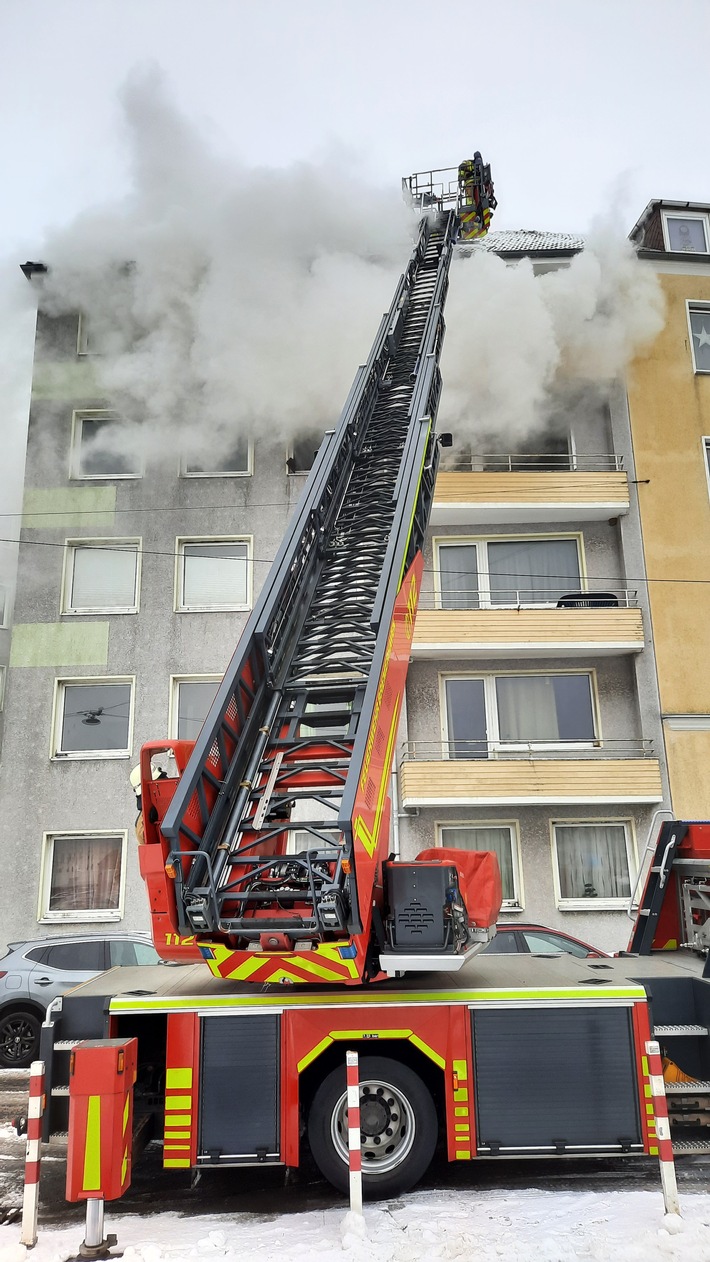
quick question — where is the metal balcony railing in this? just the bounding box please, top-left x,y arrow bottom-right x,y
418,586 -> 640,611
400,739 -> 655,762
443,453 -> 624,473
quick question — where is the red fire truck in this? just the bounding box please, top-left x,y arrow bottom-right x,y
40,161 -> 710,1211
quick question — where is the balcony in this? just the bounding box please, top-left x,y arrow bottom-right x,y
412,589 -> 644,659
399,741 -> 663,806
432,455 -> 630,526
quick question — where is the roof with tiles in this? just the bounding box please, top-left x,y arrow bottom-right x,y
464,229 -> 585,256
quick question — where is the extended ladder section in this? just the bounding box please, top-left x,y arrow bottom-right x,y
140,210 -> 481,983
628,820 -> 710,971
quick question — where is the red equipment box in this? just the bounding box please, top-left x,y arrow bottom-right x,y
66,1038 -> 138,1202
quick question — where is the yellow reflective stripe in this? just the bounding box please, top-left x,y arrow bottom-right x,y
454,1107 -> 469,1117
164,1143 -> 191,1151
454,1088 -> 468,1102
453,1059 -> 467,1080
165,1095 -> 192,1111
165,1158 -> 191,1168
649,1146 -> 659,1156
644,1085 -> 652,1097
409,1034 -> 446,1070
646,1103 -> 655,1116
354,693 -> 401,860
83,1095 -> 102,1192
298,1036 -> 334,1073
641,1056 -> 649,1075
121,1149 -> 128,1185
455,1150 -> 471,1160
164,1130 -> 191,1140
123,1093 -> 130,1135
166,1068 -> 193,1090
455,1124 -> 470,1132
165,1114 -> 191,1127
111,985 -> 645,1011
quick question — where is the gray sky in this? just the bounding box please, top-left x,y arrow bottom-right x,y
2,0 -> 709,257
0,0 -> 708,551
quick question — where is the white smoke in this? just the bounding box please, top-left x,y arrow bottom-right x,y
439,220 -> 666,448
37,68 -> 412,464
36,68 -> 665,470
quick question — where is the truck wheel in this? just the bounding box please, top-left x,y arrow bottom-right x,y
0,1010 -> 41,1068
307,1055 -> 438,1199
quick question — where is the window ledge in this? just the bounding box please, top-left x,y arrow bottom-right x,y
62,609 -> 138,617
52,750 -> 131,761
556,900 -> 629,912
176,605 -> 251,614
39,911 -> 122,923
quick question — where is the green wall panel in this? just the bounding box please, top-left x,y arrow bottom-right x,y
10,622 -> 109,667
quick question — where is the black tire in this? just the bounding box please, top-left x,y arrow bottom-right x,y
0,1010 -> 41,1069
307,1055 -> 438,1199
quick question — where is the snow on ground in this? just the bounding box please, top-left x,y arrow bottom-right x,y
1,1188 -> 710,1262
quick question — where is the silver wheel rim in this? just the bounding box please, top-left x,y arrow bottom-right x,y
330,1077 -> 416,1174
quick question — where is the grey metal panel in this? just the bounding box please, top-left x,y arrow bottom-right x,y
199,1015 -> 279,1159
472,1006 -> 641,1151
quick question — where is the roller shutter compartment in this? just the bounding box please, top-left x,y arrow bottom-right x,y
199,1015 -> 280,1163
472,1005 -> 642,1154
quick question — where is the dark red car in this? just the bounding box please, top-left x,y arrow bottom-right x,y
484,923 -> 608,958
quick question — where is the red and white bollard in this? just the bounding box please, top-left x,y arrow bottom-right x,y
346,1050 -> 363,1215
20,1060 -> 46,1247
645,1039 -> 681,1216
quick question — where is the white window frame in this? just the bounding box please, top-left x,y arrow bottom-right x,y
0,665 -> 5,711
168,674 -> 222,740
38,830 -> 127,923
69,409 -> 143,481
436,819 -> 524,910
60,539 -> 142,615
662,210 -> 710,254
180,441 -> 254,479
440,668 -> 601,756
50,676 -> 135,761
433,533 -> 585,609
688,304 -> 710,375
550,817 -> 636,911
175,536 -> 252,613
0,582 -> 7,627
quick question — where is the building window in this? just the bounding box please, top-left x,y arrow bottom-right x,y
482,432 -> 572,471
689,306 -> 710,374
39,831 -> 126,921
169,676 -> 221,739
52,678 -> 134,759
444,672 -> 597,758
182,438 -> 252,477
436,536 -> 582,610
662,212 -> 709,254
70,410 -> 142,479
287,430 -> 323,474
175,538 -> 251,612
552,821 -> 633,909
61,540 -> 141,614
438,822 -> 522,908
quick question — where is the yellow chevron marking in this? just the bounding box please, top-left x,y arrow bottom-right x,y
123,1093 -> 130,1136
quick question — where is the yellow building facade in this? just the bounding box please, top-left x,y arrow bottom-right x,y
627,202 -> 710,815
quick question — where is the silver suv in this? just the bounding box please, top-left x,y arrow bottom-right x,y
0,933 -> 161,1068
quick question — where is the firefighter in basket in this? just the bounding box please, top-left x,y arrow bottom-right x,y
458,152 -> 497,241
